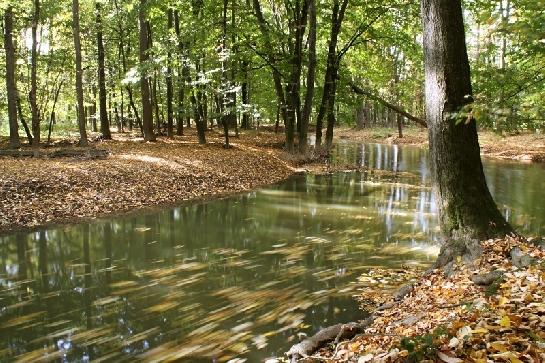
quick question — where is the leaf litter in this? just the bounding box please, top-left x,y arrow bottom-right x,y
306,236 -> 545,362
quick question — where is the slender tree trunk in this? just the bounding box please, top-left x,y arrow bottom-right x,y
30,0 -> 41,146
174,11 -> 185,135
114,0 -> 142,135
139,0 -> 156,141
166,9 -> 175,138
96,2 -> 111,139
72,0 -> 88,146
252,0 -> 287,129
3,6 -> 21,148
315,0 -> 348,146
47,80 -> 63,144
152,72 -> 161,134
421,0 -> 512,249
299,0 -> 316,153
241,60 -> 250,129
91,87 -> 98,132
325,73 -> 337,148
221,0 -> 230,148
16,97 -> 33,143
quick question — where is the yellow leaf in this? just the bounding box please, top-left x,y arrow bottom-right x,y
490,342 -> 507,352
498,296 -> 509,306
499,315 -> 511,328
472,327 -> 489,334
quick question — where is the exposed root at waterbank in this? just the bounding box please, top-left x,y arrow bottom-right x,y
301,236 -> 545,362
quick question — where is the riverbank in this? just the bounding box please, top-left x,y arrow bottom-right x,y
295,236 -> 545,362
335,127 -> 545,163
0,129 -> 296,235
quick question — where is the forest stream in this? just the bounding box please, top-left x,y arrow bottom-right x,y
1,142 -> 544,362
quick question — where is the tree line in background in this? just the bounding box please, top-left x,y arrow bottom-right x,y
1,0 -> 543,151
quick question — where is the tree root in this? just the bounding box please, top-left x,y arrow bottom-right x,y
286,317 -> 374,362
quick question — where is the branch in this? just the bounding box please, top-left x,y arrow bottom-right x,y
349,81 -> 427,127
337,10 -> 383,60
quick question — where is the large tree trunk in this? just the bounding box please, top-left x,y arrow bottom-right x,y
421,0 -> 512,249
30,0 -> 41,147
139,0 -> 156,142
96,2 -> 111,139
3,6 -> 21,148
72,0 -> 89,146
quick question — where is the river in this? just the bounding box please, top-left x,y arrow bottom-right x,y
1,142 -> 543,362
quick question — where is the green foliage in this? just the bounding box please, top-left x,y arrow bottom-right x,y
0,0 -> 543,140
399,326 -> 450,362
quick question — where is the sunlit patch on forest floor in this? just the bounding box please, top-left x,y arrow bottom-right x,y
307,236 -> 545,362
335,127 -> 545,163
0,129 -> 295,234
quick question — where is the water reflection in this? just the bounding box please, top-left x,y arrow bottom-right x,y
1,143 -> 543,362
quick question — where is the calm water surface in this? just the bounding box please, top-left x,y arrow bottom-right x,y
1,143 -> 544,362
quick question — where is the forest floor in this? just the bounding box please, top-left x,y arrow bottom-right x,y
0,129 -> 296,234
305,236 -> 545,362
335,127 -> 545,163
1,126 -> 544,234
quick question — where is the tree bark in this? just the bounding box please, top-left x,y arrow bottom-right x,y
139,0 -> 156,141
173,12 -> 184,135
72,0 -> 89,146
3,6 -> 21,148
16,97 -> 33,143
30,0 -> 41,146
96,2 -> 111,139
421,0 -> 512,245
165,9 -> 174,138
241,60 -> 251,129
315,0 -> 348,146
299,0 -> 316,153
221,0 -> 231,148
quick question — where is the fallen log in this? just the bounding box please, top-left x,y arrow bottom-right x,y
349,82 -> 427,128
286,317 -> 374,362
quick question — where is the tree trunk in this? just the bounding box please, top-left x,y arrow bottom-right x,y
325,73 -> 337,148
421,0 -> 512,246
3,6 -> 21,148
96,2 -> 111,139
221,0 -> 230,148
241,60 -> 251,129
165,9 -> 174,138
174,12 -> 184,136
16,97 -> 33,143
72,0 -> 89,146
30,0 -> 41,147
315,0 -> 348,146
299,0 -> 316,154
139,0 -> 156,141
